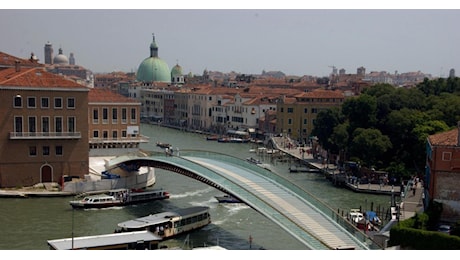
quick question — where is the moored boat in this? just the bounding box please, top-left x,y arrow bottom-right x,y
156,142 -> 171,149
116,206 -> 211,240
206,135 -> 219,141
246,157 -> 262,165
69,188 -> 169,209
214,194 -> 241,203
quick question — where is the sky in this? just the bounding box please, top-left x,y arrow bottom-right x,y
1,2 -> 460,77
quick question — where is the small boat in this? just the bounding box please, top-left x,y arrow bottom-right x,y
156,142 -> 171,149
218,137 -> 249,143
246,157 -> 262,165
289,165 -> 319,173
69,188 -> 170,209
214,194 -> 241,203
116,206 -> 211,240
365,211 -> 382,226
206,135 -> 219,141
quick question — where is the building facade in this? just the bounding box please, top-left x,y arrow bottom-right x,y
426,125 -> 460,221
276,89 -> 345,144
88,88 -> 147,156
0,66 -> 89,188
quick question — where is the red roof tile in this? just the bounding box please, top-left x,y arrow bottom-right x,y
88,88 -> 139,103
0,51 -> 44,68
0,67 -> 86,88
428,128 -> 459,146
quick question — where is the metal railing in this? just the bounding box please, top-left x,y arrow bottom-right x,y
9,132 -> 81,139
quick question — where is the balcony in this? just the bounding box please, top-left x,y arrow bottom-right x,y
89,135 -> 150,144
10,132 -> 82,140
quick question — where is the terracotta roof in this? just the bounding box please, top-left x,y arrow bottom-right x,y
428,128 -> 459,146
0,51 -> 44,68
0,67 -> 86,88
88,88 -> 139,103
294,89 -> 344,99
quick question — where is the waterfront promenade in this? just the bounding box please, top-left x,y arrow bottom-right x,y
269,136 -> 424,220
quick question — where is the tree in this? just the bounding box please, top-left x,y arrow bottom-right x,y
311,107 -> 342,152
342,94 -> 378,130
349,128 -> 392,168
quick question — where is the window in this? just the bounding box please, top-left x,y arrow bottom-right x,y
288,118 -> 292,125
41,97 -> 49,108
93,130 -> 99,138
14,116 -> 23,133
54,97 -> 62,109
112,130 -> 117,139
102,108 -> 108,123
442,152 -> 452,161
103,131 -> 108,139
68,117 -> 76,132
55,117 -> 62,133
67,97 -> 75,109
93,109 -> 99,124
112,108 -> 118,123
28,116 -> 36,133
43,146 -> 50,156
14,95 -> 22,108
42,117 -> 49,133
29,146 -> 37,157
130,108 -> 137,123
121,108 -> 127,123
287,107 -> 294,113
55,145 -> 63,156
312,108 -> 318,113
27,97 -> 36,108
280,107 -> 284,113
304,108 -> 308,113
122,130 -> 127,138
303,119 -> 308,125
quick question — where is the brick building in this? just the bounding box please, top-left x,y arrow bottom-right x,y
0,65 -> 89,188
426,124 -> 460,221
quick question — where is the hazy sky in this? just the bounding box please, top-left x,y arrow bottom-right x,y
1,6 -> 459,77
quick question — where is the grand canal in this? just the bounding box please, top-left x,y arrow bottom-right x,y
0,124 -> 391,250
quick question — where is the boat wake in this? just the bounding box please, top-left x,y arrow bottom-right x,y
212,203 -> 250,226
169,187 -> 214,199
189,197 -> 219,208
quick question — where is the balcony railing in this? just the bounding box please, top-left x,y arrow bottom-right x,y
89,135 -> 150,144
10,132 -> 82,140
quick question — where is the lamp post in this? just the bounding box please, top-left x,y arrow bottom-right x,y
71,207 -> 75,249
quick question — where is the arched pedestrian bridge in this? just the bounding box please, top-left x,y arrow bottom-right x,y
107,150 -> 382,250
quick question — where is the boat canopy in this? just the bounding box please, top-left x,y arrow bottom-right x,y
118,212 -> 178,229
117,206 -> 209,229
47,230 -> 161,250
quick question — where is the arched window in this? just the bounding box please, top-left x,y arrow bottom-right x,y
14,95 -> 22,107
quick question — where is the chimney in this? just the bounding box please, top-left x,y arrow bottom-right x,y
15,60 -> 20,72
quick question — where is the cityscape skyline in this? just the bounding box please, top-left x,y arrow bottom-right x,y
1,9 -> 459,77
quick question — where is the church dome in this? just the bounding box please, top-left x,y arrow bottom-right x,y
171,63 -> 183,78
136,34 -> 171,83
53,48 -> 69,65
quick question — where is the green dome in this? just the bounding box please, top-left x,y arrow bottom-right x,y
136,57 -> 171,83
171,64 -> 183,78
136,34 -> 171,83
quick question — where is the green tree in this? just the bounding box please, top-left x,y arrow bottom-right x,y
311,107 -> 342,152
342,94 -> 378,129
349,128 -> 392,168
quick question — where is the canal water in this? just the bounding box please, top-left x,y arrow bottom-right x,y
0,124 -> 391,250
